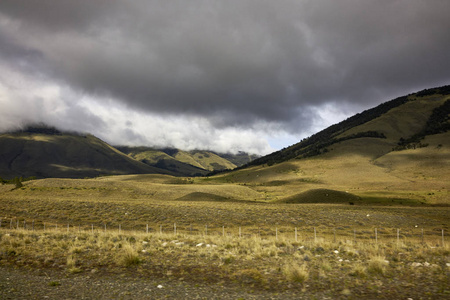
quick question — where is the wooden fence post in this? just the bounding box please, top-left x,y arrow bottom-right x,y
314,227 -> 317,243
421,228 -> 424,244
397,228 -> 399,246
295,227 -> 298,242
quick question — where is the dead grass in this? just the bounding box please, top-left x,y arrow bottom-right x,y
1,227 -> 448,297
283,263 -> 309,283
0,140 -> 448,297
117,243 -> 142,267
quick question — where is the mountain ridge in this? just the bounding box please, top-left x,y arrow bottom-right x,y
242,85 -> 450,167
0,85 -> 448,183
0,125 -> 259,179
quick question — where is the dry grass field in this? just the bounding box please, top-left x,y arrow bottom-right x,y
1,223 -> 449,298
1,92 -> 449,298
0,161 -> 449,298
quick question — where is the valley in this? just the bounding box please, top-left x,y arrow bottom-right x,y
0,86 -> 449,298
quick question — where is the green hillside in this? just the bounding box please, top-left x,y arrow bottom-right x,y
0,127 -> 171,179
245,85 -> 450,166
207,85 -> 450,205
114,147 -> 209,177
117,146 -> 257,176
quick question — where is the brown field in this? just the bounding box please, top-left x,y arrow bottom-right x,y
1,113 -> 449,298
1,163 -> 449,298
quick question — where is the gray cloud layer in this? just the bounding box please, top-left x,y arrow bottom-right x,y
1,0 -> 449,153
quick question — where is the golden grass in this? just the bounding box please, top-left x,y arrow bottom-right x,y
1,227 -> 448,296
283,263 -> 309,283
336,96 -> 449,143
0,94 -> 447,297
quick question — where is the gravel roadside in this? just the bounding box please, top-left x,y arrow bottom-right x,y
0,266 -> 312,300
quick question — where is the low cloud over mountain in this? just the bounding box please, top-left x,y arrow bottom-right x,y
1,1 -> 449,154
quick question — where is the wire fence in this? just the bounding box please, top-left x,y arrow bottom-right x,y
0,217 -> 446,247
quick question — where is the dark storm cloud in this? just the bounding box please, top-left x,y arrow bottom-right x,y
1,0 -> 450,134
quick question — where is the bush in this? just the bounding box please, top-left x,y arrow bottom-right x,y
283,263 -> 309,283
13,177 -> 23,189
118,244 -> 141,267
367,255 -> 388,275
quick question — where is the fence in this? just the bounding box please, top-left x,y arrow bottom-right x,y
0,216 -> 446,247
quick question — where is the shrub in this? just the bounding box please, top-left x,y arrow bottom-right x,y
283,263 -> 309,283
367,255 -> 388,275
118,244 -> 141,266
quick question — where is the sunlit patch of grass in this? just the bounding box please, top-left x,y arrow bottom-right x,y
367,255 -> 389,275
283,263 -> 309,283
117,243 -> 142,267
67,254 -> 82,273
1,226 -> 449,296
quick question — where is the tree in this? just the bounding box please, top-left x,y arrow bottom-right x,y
13,177 -> 23,189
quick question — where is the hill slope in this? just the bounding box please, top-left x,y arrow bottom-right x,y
246,85 -> 450,166
116,146 -> 258,177
0,129 -> 172,179
212,86 -> 450,204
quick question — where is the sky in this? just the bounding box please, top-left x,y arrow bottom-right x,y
0,1 -> 449,155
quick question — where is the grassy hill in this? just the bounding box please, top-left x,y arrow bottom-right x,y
0,127 -> 172,179
116,146 -> 258,176
0,126 -> 259,179
207,86 -> 450,205
246,85 -> 450,166
0,86 -> 449,299
114,146 -> 209,177
0,86 -> 448,204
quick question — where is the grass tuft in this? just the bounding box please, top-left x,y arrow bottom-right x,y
283,263 -> 309,283
117,243 -> 142,266
367,255 -> 388,275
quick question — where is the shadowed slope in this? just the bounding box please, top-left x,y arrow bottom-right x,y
0,133 -> 171,179
278,189 -> 361,204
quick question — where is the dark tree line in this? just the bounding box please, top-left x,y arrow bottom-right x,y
242,95 -> 408,167
0,176 -> 36,188
394,98 -> 450,150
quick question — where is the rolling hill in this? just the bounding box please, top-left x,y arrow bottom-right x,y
245,85 -> 450,167
0,125 -> 259,179
211,85 -> 450,204
116,146 -> 259,177
0,127 -> 172,179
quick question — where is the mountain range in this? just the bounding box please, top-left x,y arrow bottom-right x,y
0,126 -> 258,179
0,85 -> 449,190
